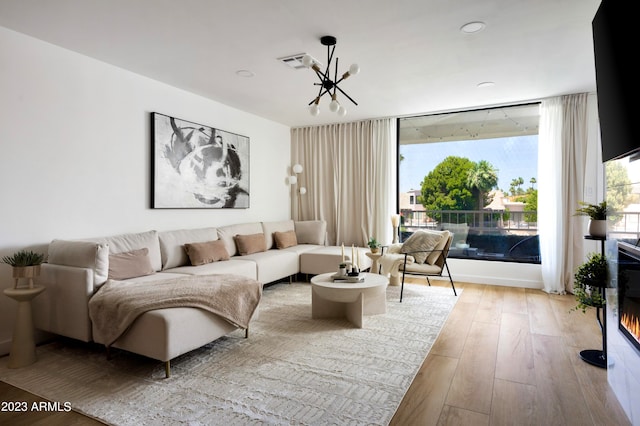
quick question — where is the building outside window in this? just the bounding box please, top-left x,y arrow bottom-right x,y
398,103 -> 541,263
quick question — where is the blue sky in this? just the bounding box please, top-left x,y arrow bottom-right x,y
399,135 -> 538,193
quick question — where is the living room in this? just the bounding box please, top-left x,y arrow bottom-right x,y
0,0 -> 636,425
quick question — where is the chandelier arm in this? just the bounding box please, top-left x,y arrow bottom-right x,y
333,58 -> 339,97
321,45 -> 335,85
312,68 -> 326,84
334,85 -> 358,106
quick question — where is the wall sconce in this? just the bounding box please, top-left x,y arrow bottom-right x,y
289,163 -> 303,186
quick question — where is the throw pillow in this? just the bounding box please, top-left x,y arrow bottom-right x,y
426,230 -> 451,265
294,220 -> 326,245
400,230 -> 446,264
108,248 -> 155,280
273,230 -> 298,249
234,233 -> 267,256
184,240 -> 230,265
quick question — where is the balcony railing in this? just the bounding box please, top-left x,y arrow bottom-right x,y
399,209 -> 539,263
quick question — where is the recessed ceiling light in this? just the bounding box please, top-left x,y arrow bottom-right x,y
477,81 -> 495,88
460,21 -> 486,34
236,70 -> 255,78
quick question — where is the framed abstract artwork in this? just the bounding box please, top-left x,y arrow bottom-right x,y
151,112 -> 250,208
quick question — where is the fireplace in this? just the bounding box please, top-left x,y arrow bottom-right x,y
617,242 -> 640,352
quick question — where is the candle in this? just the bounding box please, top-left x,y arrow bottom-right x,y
341,243 -> 345,262
352,245 -> 355,267
391,214 -> 400,227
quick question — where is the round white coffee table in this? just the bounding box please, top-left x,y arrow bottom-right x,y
310,272 -> 388,328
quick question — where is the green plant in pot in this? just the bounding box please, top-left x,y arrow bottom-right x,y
572,252 -> 607,313
575,201 -> 608,237
2,249 -> 45,289
367,237 -> 381,254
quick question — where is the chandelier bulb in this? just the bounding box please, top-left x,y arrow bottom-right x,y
310,103 -> 320,116
337,105 -> 347,117
329,99 -> 340,113
349,63 -> 360,76
302,55 -> 313,68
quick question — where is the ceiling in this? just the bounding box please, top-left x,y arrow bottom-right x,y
0,0 -> 602,128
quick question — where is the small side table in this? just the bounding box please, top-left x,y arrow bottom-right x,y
3,285 -> 46,368
365,251 -> 382,274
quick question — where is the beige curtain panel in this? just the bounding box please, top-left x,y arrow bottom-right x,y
291,119 -> 397,246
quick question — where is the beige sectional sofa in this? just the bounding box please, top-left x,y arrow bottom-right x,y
33,219 -> 371,377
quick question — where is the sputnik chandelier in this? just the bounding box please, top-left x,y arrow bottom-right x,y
303,36 -> 360,117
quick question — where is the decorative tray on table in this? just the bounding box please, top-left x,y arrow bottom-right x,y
331,272 -> 364,283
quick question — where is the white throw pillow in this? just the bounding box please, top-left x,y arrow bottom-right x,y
401,230 -> 448,264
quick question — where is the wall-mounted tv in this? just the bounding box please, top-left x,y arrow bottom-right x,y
592,0 -> 638,163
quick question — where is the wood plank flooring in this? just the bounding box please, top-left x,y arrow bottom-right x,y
390,280 -> 631,426
0,280 -> 631,425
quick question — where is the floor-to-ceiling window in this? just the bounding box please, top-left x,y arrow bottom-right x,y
398,103 -> 541,263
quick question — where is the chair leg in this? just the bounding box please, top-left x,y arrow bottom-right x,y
444,260 -> 457,296
426,276 -> 432,287
400,270 -> 406,303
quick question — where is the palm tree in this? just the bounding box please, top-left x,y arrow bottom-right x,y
467,160 -> 499,209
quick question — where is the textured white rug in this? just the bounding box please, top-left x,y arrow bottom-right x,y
0,281 -> 459,425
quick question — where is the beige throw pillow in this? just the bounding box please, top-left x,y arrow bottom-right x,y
108,248 -> 155,280
400,230 -> 447,264
294,220 -> 326,245
273,230 -> 298,249
234,233 -> 267,256
184,240 -> 230,265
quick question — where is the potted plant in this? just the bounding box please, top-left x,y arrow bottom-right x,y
2,249 -> 45,289
367,237 -> 381,254
338,262 -> 347,276
572,252 -> 607,313
575,201 -> 608,237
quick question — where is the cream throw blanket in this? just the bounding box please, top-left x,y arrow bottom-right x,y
88,274 -> 262,347
379,244 -> 414,277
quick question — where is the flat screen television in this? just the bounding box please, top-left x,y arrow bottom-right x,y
592,0 -> 638,162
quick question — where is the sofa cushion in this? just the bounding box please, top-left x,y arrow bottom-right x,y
262,220 -> 295,249
184,240 -> 230,265
217,223 -> 263,257
294,220 -> 326,245
274,230 -> 298,249
108,248 -> 155,280
47,239 -> 110,286
95,230 -> 162,272
158,228 -> 218,270
234,233 -> 267,256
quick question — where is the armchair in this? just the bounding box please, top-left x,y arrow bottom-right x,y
398,232 -> 457,301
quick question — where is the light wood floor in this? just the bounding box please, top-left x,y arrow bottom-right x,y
0,280 -> 632,426
390,279 -> 631,426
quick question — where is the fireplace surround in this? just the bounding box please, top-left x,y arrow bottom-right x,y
617,242 -> 640,353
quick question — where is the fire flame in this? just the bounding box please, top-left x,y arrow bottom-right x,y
621,312 -> 640,342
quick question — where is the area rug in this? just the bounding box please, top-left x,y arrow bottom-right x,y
0,281 -> 459,425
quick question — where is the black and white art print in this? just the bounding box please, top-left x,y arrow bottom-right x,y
151,112 -> 250,208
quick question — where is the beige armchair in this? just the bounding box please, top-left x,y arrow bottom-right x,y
397,233 -> 457,301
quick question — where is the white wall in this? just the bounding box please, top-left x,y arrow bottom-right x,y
0,26 -> 291,354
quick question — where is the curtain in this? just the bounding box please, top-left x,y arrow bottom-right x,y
291,118 -> 396,246
538,93 -> 589,294
562,94 -> 589,293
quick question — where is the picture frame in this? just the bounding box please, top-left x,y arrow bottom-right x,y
151,112 -> 250,209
